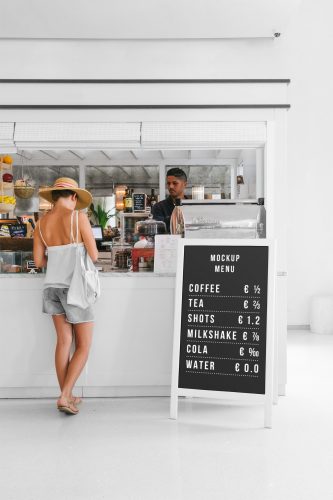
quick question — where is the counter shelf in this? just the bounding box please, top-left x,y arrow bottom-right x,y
0,250 -> 42,274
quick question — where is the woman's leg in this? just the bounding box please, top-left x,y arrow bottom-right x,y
59,321 -> 93,403
52,315 -> 82,405
52,314 -> 73,391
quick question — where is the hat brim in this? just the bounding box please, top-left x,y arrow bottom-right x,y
39,186 -> 92,210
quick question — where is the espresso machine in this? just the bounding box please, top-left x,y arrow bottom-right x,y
181,199 -> 266,239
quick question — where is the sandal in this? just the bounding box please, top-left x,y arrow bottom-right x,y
58,394 -> 82,405
57,399 -> 79,415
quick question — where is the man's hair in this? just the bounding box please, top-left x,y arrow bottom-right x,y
166,167 -> 187,181
51,189 -> 76,202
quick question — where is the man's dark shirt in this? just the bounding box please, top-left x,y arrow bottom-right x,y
151,196 -> 175,233
151,195 -> 187,233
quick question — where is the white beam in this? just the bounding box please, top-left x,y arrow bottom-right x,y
101,150 -> 112,160
142,167 -> 152,178
69,150 -> 85,161
130,150 -> 139,160
119,166 -> 131,177
91,166 -> 115,181
16,150 -> 32,160
40,150 -> 59,160
11,157 -> 238,168
46,166 -> 61,175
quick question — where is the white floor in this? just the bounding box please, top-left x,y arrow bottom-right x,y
0,330 -> 332,500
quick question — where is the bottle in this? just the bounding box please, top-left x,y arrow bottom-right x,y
256,197 -> 266,238
149,188 -> 158,208
170,199 -> 184,237
123,188 -> 133,213
122,189 -> 127,211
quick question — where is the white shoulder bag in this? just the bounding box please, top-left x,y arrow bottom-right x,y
67,210 -> 101,309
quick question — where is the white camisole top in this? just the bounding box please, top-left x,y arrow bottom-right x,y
39,210 -> 85,289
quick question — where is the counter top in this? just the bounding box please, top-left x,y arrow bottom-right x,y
0,271 -> 176,278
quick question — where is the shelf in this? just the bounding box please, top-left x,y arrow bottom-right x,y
120,212 -> 150,218
0,237 -> 33,251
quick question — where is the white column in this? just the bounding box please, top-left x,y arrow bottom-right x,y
159,163 -> 166,201
230,161 -> 237,200
79,164 -> 86,189
78,164 -> 88,213
256,148 -> 264,200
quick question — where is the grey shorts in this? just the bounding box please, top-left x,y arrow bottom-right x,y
42,287 -> 94,324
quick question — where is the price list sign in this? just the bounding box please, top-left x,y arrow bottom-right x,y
179,244 -> 268,393
170,240 -> 276,426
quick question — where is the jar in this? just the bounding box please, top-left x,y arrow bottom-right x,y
135,214 -> 166,244
111,239 -> 132,270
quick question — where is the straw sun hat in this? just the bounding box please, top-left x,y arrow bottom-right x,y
39,177 -> 92,210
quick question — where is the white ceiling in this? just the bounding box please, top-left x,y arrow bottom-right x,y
1,0 -> 302,39
12,148 -> 245,190
13,148 -> 243,166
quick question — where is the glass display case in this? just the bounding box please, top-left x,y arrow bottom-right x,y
120,213 -> 150,244
0,251 -> 43,274
110,240 -> 132,270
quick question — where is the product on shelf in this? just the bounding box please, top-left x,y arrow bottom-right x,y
0,181 -> 14,191
2,155 -> 13,165
14,178 -> 35,199
0,195 -> 16,205
148,188 -> 158,207
0,155 -> 15,213
0,224 -> 10,237
123,188 -> 133,213
2,173 -> 13,183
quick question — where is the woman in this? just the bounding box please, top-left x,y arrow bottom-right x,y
34,177 -> 98,415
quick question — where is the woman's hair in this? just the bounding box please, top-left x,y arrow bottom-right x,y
51,189 -> 76,202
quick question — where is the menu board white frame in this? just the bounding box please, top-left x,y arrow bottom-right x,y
170,238 -> 276,428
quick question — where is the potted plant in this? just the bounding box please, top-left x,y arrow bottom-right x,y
90,202 -> 115,229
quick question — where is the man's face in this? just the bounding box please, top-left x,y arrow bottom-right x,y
167,176 -> 187,199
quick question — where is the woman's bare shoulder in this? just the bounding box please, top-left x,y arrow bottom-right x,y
78,211 -> 90,225
37,212 -> 49,228
39,211 -> 52,222
78,210 -> 88,219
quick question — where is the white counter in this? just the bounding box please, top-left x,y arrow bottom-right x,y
0,273 -> 176,398
0,271 -> 287,399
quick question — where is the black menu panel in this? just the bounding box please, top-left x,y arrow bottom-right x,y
178,245 -> 269,395
133,193 -> 146,212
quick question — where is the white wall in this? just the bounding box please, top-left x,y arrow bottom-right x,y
0,0 -> 332,324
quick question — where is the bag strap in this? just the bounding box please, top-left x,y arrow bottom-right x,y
70,210 -> 75,244
76,210 -> 79,244
38,221 -> 48,248
70,210 -> 79,244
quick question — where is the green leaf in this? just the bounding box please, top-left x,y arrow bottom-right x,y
90,202 -> 115,229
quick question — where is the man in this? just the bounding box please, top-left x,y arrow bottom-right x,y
152,167 -> 187,233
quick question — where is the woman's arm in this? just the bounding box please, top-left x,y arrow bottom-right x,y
78,212 -> 99,262
33,221 -> 48,268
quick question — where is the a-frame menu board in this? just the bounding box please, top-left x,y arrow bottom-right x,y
170,239 -> 276,428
